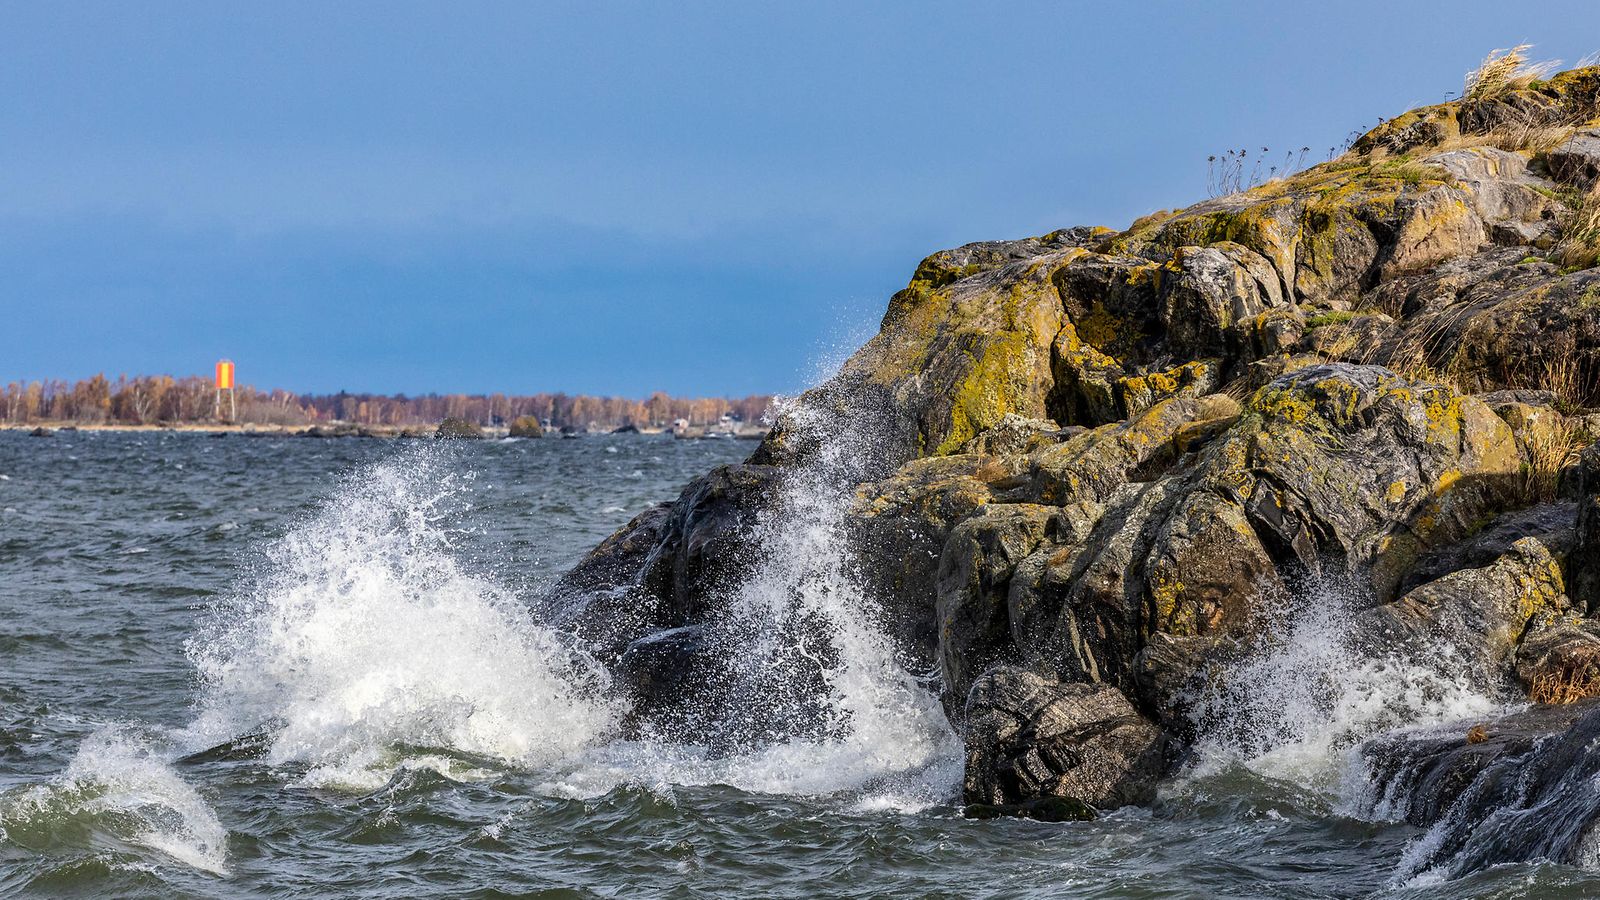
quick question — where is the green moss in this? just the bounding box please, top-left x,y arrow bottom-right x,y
1305,310 -> 1357,329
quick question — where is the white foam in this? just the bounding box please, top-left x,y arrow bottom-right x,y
186,448 -> 622,791
183,407 -> 960,808
0,728 -> 229,876
1185,578 -> 1498,791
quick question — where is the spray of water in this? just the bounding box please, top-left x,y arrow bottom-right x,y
1183,575 -> 1500,792
170,388 -> 958,809
185,448 -> 622,791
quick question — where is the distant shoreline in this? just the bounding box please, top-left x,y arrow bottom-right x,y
3,421 -> 767,440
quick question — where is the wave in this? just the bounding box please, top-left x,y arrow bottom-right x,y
179,428 -> 960,807
0,727 -> 229,876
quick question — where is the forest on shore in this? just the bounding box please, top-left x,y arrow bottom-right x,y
0,374 -> 772,430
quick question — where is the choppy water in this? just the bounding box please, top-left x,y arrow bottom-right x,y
2,429 -> 1598,898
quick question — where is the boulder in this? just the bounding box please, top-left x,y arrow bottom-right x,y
1351,537 -> 1570,691
962,667 -> 1172,810
435,417 -> 484,439
508,415 -> 544,437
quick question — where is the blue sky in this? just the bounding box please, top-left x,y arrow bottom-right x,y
3,2 -> 1597,396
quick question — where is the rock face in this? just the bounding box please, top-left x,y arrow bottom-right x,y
550,66 -> 1600,839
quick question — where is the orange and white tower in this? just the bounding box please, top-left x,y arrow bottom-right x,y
215,359 -> 236,422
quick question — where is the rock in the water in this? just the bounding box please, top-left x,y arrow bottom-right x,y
27,426 -> 52,437
962,667 -> 1172,809
508,415 -> 544,437
435,417 -> 484,439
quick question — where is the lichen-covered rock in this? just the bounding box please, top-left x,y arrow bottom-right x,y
1353,537 -> 1570,689
962,667 -> 1172,809
1422,147 -> 1557,247
546,67 -> 1600,852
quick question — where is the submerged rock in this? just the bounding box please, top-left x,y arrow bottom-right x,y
962,795 -> 1096,822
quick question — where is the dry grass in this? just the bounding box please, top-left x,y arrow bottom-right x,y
1558,185 -> 1600,271
1487,121 -> 1572,154
1541,352 -> 1593,413
1464,45 -> 1562,102
1515,414 -> 1581,505
1529,662 -> 1600,704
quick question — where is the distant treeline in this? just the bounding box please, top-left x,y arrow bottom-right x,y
0,374 -> 773,430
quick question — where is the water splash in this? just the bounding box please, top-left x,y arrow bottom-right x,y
168,394 -> 959,807
0,727 -> 229,876
185,447 -> 621,791
1184,576 -> 1499,791
559,396 -> 962,808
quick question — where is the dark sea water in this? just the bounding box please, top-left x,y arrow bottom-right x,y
1,430 -> 1598,898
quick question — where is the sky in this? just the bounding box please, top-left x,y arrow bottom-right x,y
2,2 -> 1597,397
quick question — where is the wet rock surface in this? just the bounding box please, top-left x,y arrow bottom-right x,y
1361,699 -> 1600,879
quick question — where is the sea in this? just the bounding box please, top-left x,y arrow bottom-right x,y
2,429 -> 1598,898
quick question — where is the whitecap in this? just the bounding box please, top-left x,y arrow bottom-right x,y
0,728 -> 229,876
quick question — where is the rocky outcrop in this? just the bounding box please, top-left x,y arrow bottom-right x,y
552,66 -> 1600,837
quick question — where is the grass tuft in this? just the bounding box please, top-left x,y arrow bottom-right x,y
1464,45 -> 1561,103
1529,662 -> 1600,705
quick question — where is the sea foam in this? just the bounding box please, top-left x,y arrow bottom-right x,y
0,727 -> 229,876
185,448 -> 622,791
